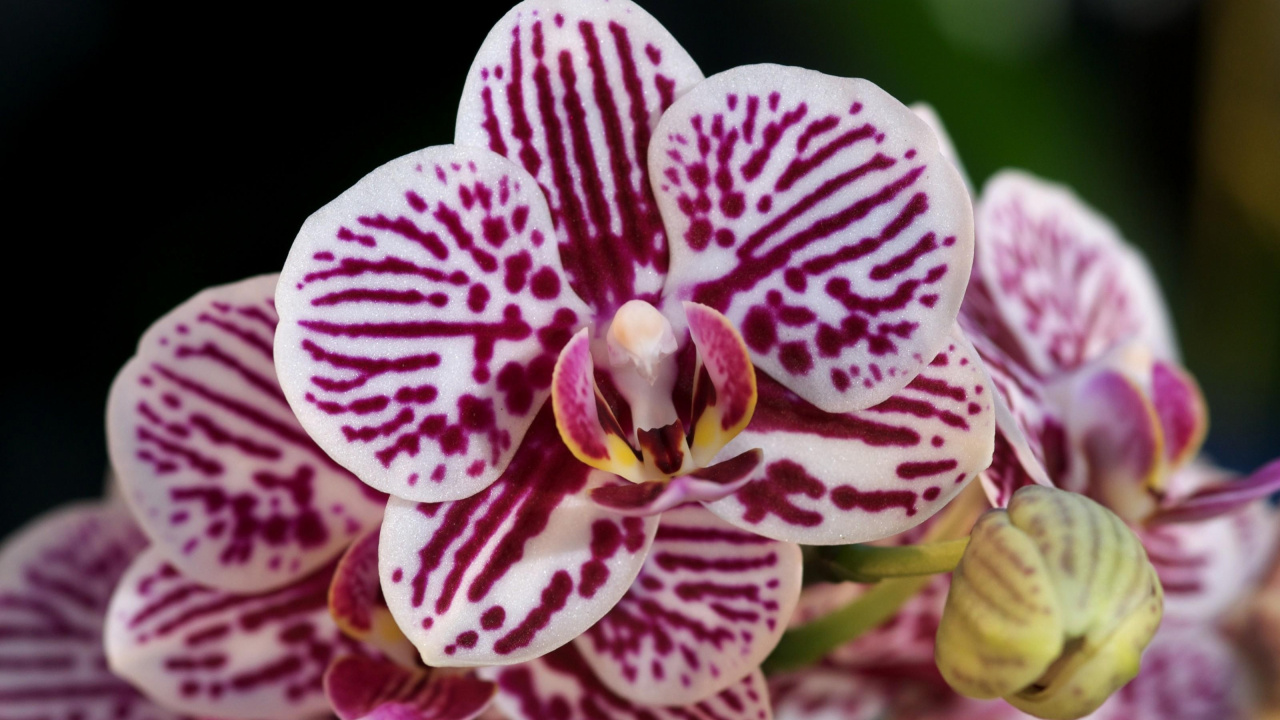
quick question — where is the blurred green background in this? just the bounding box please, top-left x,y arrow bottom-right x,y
1,0 -> 1276,535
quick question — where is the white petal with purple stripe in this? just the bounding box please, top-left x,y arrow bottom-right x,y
575,504 -> 801,705
653,64 -> 974,414
973,170 -> 1178,375
276,146 -> 593,503
455,0 -> 705,318
379,410 -> 658,667
0,503 -> 185,720
108,274 -> 385,594
704,325 -> 995,544
483,644 -> 772,720
105,547 -> 366,719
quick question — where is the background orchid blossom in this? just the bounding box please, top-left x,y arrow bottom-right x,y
271,0 -> 995,712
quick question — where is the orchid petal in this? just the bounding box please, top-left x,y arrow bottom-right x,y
1150,360 -> 1208,468
965,329 -> 1059,507
379,409 -> 658,667
1063,368 -> 1165,523
107,274 -> 385,594
1150,458 -> 1280,525
574,504 -> 801,705
482,643 -> 773,720
652,65 -> 974,415
550,328 -> 643,481
590,448 -> 763,516
330,529 -> 418,667
1142,499 -> 1276,620
1087,622 -> 1253,720
455,0 -> 705,318
703,325 -> 995,544
276,146 -> 592,503
325,655 -> 496,720
0,503 -> 184,720
972,171 -> 1179,375
684,302 -> 758,467
769,670 -> 887,720
105,547 -> 366,719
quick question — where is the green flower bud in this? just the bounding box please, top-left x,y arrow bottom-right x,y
935,485 -> 1163,720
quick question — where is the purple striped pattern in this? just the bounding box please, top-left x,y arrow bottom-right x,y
378,409 -> 658,667
481,644 -> 772,720
704,325 -> 995,544
275,147 -> 593,503
1141,489 -> 1275,621
0,503 -> 187,720
107,274 -> 385,594
574,504 -> 802,705
652,65 -> 974,415
454,0 -> 704,318
104,547 -> 367,719
973,171 -> 1178,376
325,655 -> 496,720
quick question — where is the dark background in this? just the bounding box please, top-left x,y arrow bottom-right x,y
3,0 -> 1277,536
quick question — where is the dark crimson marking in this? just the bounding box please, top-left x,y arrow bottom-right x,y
830,485 -> 919,516
737,460 -> 825,527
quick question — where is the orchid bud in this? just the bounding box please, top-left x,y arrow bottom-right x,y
935,485 -> 1163,720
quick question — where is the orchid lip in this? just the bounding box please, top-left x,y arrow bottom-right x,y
551,300 -> 759,503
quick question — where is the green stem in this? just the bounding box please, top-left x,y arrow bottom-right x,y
762,574 -> 934,674
821,538 -> 969,583
762,482 -> 987,675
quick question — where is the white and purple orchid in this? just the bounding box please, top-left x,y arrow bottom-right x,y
269,0 -> 993,710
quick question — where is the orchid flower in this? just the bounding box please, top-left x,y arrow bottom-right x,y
97,275 -> 496,720
270,0 -> 994,709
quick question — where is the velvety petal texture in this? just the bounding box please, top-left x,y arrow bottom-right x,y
652,64 -> 975,414
454,0 -> 705,318
482,644 -> 772,720
379,410 -> 658,667
325,655 -> 496,720
574,504 -> 802,705
105,547 -> 365,719
973,171 -> 1178,374
0,503 -> 185,720
276,146 -> 592,503
705,325 -> 996,544
107,274 -> 384,594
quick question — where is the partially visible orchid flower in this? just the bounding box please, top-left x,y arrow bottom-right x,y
99,275 -> 496,720
0,501 -> 186,720
270,0 -> 994,708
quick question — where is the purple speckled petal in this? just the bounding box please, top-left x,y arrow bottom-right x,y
574,504 -> 801,705
703,325 -> 995,545
325,655 -> 496,720
330,529 -> 418,667
379,408 -> 658,667
454,0 -> 704,318
0,503 -> 187,720
105,547 -> 368,719
770,667 -> 1029,720
107,274 -> 385,594
481,643 -> 772,720
972,170 -> 1178,376
1087,622 -> 1253,720
652,65 -> 974,415
589,448 -> 762,516
276,146 -> 592,503
1142,493 -> 1275,620
964,329 -> 1059,508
